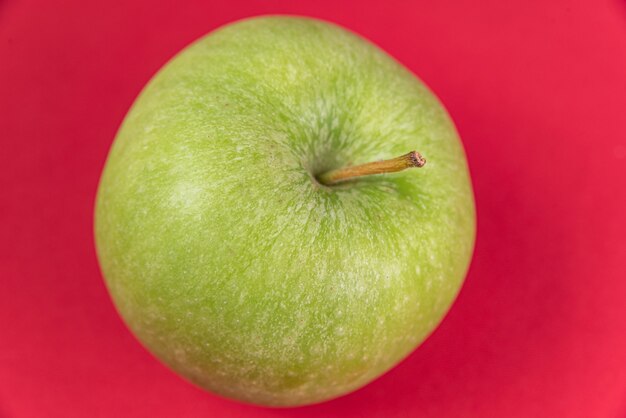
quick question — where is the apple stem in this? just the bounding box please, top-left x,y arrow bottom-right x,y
316,151 -> 426,186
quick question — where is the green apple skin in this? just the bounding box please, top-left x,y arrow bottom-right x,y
95,16 -> 475,407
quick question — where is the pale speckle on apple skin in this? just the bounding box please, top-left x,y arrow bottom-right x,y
95,16 -> 476,407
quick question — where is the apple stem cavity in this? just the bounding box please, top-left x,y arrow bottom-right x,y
316,151 -> 426,186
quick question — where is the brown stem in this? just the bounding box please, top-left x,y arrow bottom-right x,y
316,151 -> 426,186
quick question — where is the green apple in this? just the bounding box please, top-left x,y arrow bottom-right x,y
94,16 -> 475,407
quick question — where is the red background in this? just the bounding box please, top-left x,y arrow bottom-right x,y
2,0 -> 626,417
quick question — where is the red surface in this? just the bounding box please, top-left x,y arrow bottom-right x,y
2,0 -> 626,417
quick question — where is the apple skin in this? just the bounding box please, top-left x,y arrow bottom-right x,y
95,16 -> 475,407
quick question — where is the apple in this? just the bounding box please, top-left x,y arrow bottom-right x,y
94,16 -> 475,407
